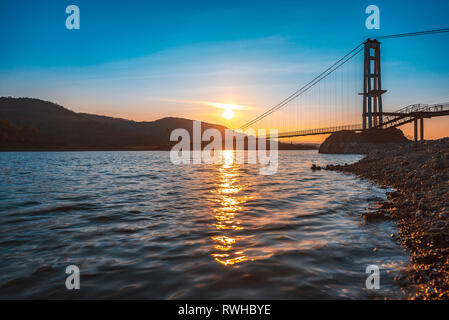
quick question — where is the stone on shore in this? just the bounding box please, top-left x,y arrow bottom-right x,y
325,137 -> 449,300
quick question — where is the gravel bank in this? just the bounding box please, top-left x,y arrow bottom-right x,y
324,138 -> 449,299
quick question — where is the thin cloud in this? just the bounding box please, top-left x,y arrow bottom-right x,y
150,97 -> 253,110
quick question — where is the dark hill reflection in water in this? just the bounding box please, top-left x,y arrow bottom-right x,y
0,151 -> 410,299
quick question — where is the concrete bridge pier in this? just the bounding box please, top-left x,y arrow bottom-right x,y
414,118 -> 425,142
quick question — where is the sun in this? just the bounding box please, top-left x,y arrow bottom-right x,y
212,102 -> 245,120
222,108 -> 234,120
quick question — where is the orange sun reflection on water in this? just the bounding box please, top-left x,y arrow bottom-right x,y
210,150 -> 252,266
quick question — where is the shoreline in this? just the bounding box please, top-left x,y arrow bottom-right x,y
323,138 -> 449,299
0,145 -> 318,152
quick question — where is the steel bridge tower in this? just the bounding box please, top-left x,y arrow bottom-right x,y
361,39 -> 387,129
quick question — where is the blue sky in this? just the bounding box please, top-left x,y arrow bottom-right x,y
0,0 -> 448,136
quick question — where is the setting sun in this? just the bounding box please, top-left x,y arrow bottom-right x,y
222,108 -> 234,120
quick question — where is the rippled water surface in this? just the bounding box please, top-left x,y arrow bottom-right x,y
0,151 -> 410,299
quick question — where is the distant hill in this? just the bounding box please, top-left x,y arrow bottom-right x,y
0,97 -> 317,151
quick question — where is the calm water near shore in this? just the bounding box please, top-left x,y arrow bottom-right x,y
0,150 -> 410,299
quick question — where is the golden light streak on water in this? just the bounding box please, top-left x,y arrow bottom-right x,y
210,150 -> 250,266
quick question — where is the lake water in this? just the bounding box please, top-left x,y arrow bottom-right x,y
0,150 -> 410,299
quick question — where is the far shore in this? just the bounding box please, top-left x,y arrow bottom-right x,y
0,144 -> 319,152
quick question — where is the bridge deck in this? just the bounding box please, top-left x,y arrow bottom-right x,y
268,103 -> 449,139
276,124 -> 363,139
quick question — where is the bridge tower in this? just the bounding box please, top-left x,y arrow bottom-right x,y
361,39 -> 387,129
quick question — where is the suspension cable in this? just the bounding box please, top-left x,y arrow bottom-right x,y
377,28 -> 449,40
239,42 -> 365,130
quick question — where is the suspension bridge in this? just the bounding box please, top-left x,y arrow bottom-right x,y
239,29 -> 449,142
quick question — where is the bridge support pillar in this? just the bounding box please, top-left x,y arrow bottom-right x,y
414,118 -> 425,142
361,39 -> 386,129
414,119 -> 418,142
420,118 -> 424,141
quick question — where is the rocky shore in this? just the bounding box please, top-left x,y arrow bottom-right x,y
319,127 -> 409,154
323,138 -> 449,299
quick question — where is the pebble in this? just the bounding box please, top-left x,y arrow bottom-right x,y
326,137 -> 449,299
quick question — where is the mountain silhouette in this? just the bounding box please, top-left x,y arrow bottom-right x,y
0,97 -> 317,151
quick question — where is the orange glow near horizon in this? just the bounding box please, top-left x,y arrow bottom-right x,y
69,98 -> 449,142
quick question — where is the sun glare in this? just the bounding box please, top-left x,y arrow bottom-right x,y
222,108 -> 234,120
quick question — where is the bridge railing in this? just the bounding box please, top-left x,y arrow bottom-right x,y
378,102 -> 449,129
388,102 -> 449,115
